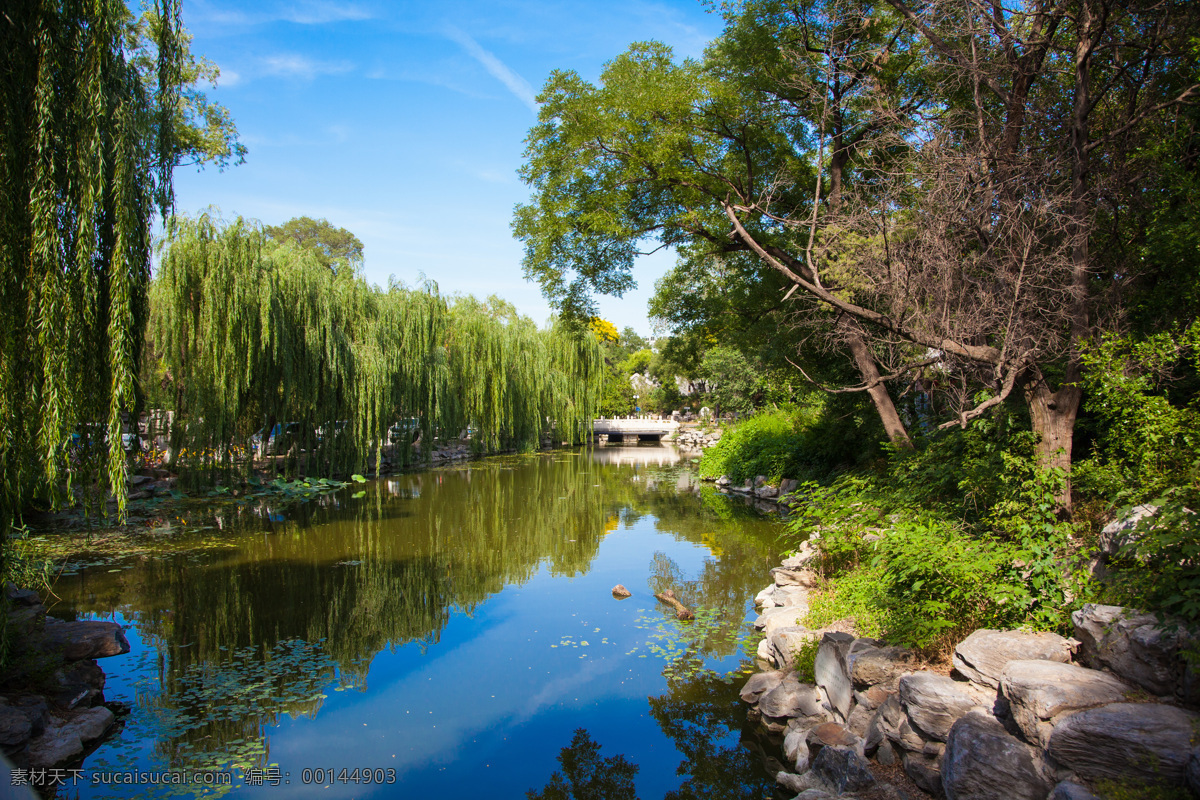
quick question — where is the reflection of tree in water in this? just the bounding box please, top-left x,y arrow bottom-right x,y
527,729 -> 640,800
57,451 -> 783,788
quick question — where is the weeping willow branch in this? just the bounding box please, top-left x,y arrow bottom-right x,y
0,2 -> 183,541
149,215 -> 603,484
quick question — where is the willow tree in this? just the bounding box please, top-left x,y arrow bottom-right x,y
150,215 -> 602,484
0,2 -> 191,543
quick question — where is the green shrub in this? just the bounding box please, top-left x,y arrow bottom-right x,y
698,410 -> 798,484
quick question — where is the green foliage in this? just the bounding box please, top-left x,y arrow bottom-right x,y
1105,480 -> 1200,627
698,411 -> 797,484
790,637 -> 821,684
1092,777 -> 1193,800
264,216 -> 364,274
526,729 -> 639,800
791,462 -> 1081,651
150,215 -> 603,483
1076,325 -> 1200,504
0,1 -> 193,547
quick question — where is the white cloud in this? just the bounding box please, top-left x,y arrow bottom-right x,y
215,68 -> 242,88
261,54 -> 354,80
444,26 -> 539,115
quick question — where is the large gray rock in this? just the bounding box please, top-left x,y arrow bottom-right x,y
1072,603 -> 1194,699
848,641 -> 916,689
898,672 -> 979,741
770,628 -> 818,670
941,711 -> 1055,800
739,670 -> 785,704
0,705 -> 32,748
755,606 -> 806,636
1000,659 -> 1130,747
26,706 -> 115,768
768,584 -> 810,610
1048,702 -> 1198,786
1098,504 -> 1159,554
902,750 -> 943,795
1189,748 -> 1200,797
759,675 -> 825,720
814,632 -> 855,721
952,629 -> 1073,688
34,620 -> 130,661
49,659 -> 106,710
811,746 -> 875,793
783,725 -> 811,771
771,566 -> 817,588
806,721 -> 863,759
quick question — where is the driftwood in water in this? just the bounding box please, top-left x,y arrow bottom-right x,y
654,589 -> 695,620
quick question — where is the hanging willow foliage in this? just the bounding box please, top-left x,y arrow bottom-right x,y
0,2 -> 184,538
149,214 -> 603,484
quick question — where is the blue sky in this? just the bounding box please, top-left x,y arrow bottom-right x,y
172,0 -> 726,335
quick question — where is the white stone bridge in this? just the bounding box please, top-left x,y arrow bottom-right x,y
592,417 -> 680,442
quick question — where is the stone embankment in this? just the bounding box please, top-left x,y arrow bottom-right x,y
742,541 -> 1200,799
674,427 -> 722,450
1,584 -> 129,771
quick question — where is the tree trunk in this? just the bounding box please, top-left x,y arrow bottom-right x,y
1024,378 -> 1081,511
843,320 -> 912,449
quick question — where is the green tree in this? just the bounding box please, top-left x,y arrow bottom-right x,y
0,1 -> 223,542
527,729 -> 639,800
264,216 -> 365,275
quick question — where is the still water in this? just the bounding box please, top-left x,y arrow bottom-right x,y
48,445 -> 785,799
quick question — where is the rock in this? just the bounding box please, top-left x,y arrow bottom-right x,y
755,606 -> 806,636
771,566 -> 817,588
1047,701 -> 1198,786
11,698 -> 47,739
754,485 -> 778,499
739,670 -> 785,704
4,583 -> 41,607
781,552 -> 814,570
754,475 -> 767,488
814,632 -> 855,721
768,584 -> 810,610
999,659 -> 1129,747
806,721 -> 862,760
856,685 -> 892,711
952,629 -> 1073,688
780,478 -> 799,495
776,771 -> 830,797
866,692 -> 906,753
902,750 -> 943,795
846,703 -> 873,739
1098,504 -> 1159,554
715,475 -> 730,487
49,659 -> 106,710
1072,603 -> 1193,698
848,641 -> 916,690
770,628 -> 818,669
941,710 -> 1054,800
759,675 -> 825,720
34,620 -> 130,661
611,584 -> 631,599
26,707 -> 114,768
1049,782 -> 1103,800
754,584 -> 777,608
1190,749 -> 1200,798
756,638 -> 775,665
898,672 -> 979,741
784,726 -> 811,771
875,738 -> 898,766
0,705 -> 32,748
811,745 -> 875,793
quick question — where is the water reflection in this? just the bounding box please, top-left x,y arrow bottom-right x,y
48,446 -> 780,799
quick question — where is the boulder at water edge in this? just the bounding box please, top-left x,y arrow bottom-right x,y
952,629 -> 1073,688
898,671 -> 979,741
941,710 -> 1055,800
999,659 -> 1130,747
1047,701 -> 1198,787
814,632 -> 855,721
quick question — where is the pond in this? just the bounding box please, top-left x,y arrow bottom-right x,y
43,445 -> 787,799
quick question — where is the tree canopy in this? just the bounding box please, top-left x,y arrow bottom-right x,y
514,0 -> 1200,507
264,216 -> 365,274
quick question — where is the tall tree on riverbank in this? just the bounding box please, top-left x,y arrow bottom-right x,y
0,1 -> 193,540
514,0 -> 1200,508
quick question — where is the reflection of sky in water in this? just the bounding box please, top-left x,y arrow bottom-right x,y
57,448 -> 779,799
